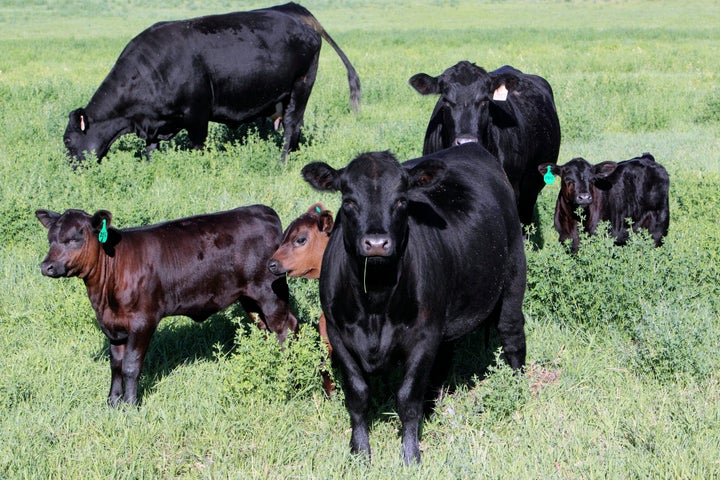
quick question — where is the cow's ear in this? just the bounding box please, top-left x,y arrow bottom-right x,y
70,108 -> 89,133
302,162 -> 342,192
491,72 -> 520,94
307,203 -> 325,215
35,209 -> 61,229
409,73 -> 440,95
593,161 -> 618,179
538,163 -> 559,185
91,210 -> 112,232
408,159 -> 446,190
318,210 -> 334,235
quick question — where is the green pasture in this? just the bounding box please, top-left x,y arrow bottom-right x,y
1,1 -> 719,478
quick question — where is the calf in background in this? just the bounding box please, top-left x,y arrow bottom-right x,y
539,152 -> 670,252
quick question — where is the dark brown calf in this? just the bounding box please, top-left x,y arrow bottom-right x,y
539,153 -> 670,252
268,203 -> 335,395
36,205 -> 298,406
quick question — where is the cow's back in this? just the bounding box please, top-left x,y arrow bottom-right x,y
110,204 -> 282,320
88,8 -> 321,122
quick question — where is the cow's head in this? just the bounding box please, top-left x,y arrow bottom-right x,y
268,203 -> 334,279
36,208 -> 114,278
64,108 -> 112,167
302,152 -> 446,262
409,61 -> 519,147
539,158 -> 618,208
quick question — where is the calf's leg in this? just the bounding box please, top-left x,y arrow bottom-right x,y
121,326 -> 155,405
108,343 -> 125,407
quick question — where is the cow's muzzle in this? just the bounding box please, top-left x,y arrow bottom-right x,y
362,234 -> 392,257
453,136 -> 479,146
40,261 -> 66,278
575,193 -> 593,206
267,258 -> 288,276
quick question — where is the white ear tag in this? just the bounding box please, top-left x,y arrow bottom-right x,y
80,115 -> 86,132
493,84 -> 508,101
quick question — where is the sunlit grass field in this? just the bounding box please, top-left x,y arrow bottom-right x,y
1,1 -> 719,477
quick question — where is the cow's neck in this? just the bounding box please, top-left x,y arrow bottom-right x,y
355,256 -> 400,312
82,245 -> 115,315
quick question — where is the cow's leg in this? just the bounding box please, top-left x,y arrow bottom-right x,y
121,326 -> 155,405
517,173 -> 543,228
424,340 -> 454,414
280,54 -> 319,162
186,121 -> 209,150
332,337 -> 372,458
397,345 -> 438,465
496,251 -> 527,371
108,343 -> 126,407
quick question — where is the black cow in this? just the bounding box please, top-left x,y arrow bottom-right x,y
301,143 -> 527,464
409,62 -> 561,227
64,2 -> 361,165
539,153 -> 670,252
36,205 -> 298,406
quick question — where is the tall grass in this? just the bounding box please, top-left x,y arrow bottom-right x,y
1,1 -> 719,477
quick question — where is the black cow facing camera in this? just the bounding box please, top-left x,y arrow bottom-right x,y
64,2 -> 360,165
409,61 -> 561,228
539,152 -> 670,252
301,143 -> 527,465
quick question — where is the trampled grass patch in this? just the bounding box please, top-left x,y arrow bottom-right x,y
1,1 -> 719,477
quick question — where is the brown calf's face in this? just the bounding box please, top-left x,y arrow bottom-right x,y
36,209 -> 111,278
269,204 -> 334,279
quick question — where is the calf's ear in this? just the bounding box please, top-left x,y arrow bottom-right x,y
408,159 -> 446,191
593,161 -> 618,179
91,210 -> 112,232
35,209 -> 61,229
318,211 -> 334,234
408,73 -> 440,95
302,162 -> 342,192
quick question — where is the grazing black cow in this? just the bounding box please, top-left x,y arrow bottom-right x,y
539,153 -> 670,252
64,2 -> 361,165
409,62 -> 561,227
36,205 -> 298,406
301,143 -> 527,464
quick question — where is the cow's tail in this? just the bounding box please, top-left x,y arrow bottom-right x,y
288,4 -> 361,112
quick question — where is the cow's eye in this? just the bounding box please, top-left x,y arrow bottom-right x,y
293,235 -> 307,247
343,199 -> 358,211
62,233 -> 83,245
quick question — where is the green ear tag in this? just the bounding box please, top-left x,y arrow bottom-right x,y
544,165 -> 555,185
98,219 -> 108,244
315,206 -> 322,214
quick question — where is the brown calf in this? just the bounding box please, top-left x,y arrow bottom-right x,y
36,205 -> 297,406
268,203 -> 335,395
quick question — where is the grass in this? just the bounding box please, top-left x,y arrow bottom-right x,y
1,0 -> 720,477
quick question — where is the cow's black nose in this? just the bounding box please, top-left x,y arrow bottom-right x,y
576,193 -> 592,205
362,235 -> 391,257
